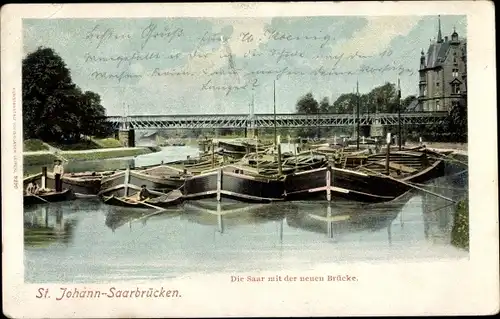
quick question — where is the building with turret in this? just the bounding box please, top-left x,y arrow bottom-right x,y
418,16 -> 467,112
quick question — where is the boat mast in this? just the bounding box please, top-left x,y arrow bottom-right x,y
274,80 -> 282,176
397,78 -> 402,151
356,80 -> 360,150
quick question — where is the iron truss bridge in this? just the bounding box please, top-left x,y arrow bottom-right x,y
106,112 -> 448,130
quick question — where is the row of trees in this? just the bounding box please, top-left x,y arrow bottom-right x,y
296,83 -> 412,116
23,47 -> 113,144
295,82 -> 467,142
409,99 -> 467,143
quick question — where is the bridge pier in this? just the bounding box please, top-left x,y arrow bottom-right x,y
118,129 -> 136,147
246,128 -> 257,138
370,122 -> 384,138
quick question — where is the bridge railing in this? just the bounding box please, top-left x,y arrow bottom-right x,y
105,112 -> 448,129
106,112 -> 448,122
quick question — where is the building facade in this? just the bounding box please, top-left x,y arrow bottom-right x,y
418,17 -> 467,112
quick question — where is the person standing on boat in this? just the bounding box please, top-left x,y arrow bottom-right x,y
139,185 -> 151,201
53,159 -> 64,192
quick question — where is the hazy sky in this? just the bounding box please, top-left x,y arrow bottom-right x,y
23,15 -> 466,116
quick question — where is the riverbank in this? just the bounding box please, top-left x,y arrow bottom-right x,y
451,199 -> 469,251
23,147 -> 156,176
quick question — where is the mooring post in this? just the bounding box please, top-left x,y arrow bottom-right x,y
216,169 -> 222,202
211,140 -> 215,168
277,135 -> 283,176
41,166 -> 47,190
385,133 -> 391,175
294,141 -> 298,169
124,164 -> 131,197
255,136 -> 259,172
325,165 -> 332,201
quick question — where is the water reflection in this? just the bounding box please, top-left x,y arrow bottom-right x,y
286,191 -> 413,243
181,200 -> 288,234
24,205 -> 78,247
105,206 -> 182,232
421,173 -> 468,245
23,174 -> 469,283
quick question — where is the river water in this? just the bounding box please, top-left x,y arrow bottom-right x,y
23,145 -> 469,283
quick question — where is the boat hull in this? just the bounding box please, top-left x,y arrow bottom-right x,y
103,191 -> 184,209
99,170 -> 184,197
182,170 -> 284,203
284,150 -> 446,203
23,173 -> 101,195
284,167 -> 406,203
23,189 -> 75,206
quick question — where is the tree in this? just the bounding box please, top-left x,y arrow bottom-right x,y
295,93 -> 319,138
319,97 -> 330,113
332,93 -> 358,113
80,91 -> 114,138
295,93 -> 319,114
363,82 -> 398,113
23,47 -> 76,141
448,101 -> 467,142
22,47 -> 111,144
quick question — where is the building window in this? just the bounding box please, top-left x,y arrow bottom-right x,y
452,83 -> 461,94
436,101 -> 440,110
452,68 -> 459,77
436,82 -> 440,87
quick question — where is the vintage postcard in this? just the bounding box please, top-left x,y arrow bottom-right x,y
2,2 -> 498,317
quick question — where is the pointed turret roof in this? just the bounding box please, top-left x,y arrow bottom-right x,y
437,15 -> 443,43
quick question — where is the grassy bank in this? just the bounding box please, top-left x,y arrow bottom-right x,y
23,153 -> 60,166
61,148 -> 151,161
451,199 -> 469,251
24,139 -> 49,151
23,148 -> 153,177
52,137 -> 124,150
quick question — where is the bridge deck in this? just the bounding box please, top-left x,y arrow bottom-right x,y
106,112 -> 448,129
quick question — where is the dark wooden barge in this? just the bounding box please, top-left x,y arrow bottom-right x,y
284,149 -> 445,203
182,165 -> 285,203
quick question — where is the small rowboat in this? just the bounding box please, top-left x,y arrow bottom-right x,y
23,189 -> 75,206
102,189 -> 184,209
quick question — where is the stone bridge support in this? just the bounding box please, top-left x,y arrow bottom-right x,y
118,129 -> 135,147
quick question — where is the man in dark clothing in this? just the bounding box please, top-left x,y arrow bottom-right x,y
139,185 -> 151,201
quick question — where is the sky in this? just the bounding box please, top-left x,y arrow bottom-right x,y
23,15 -> 466,116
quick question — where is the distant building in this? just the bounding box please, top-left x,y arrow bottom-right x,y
418,16 -> 467,112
